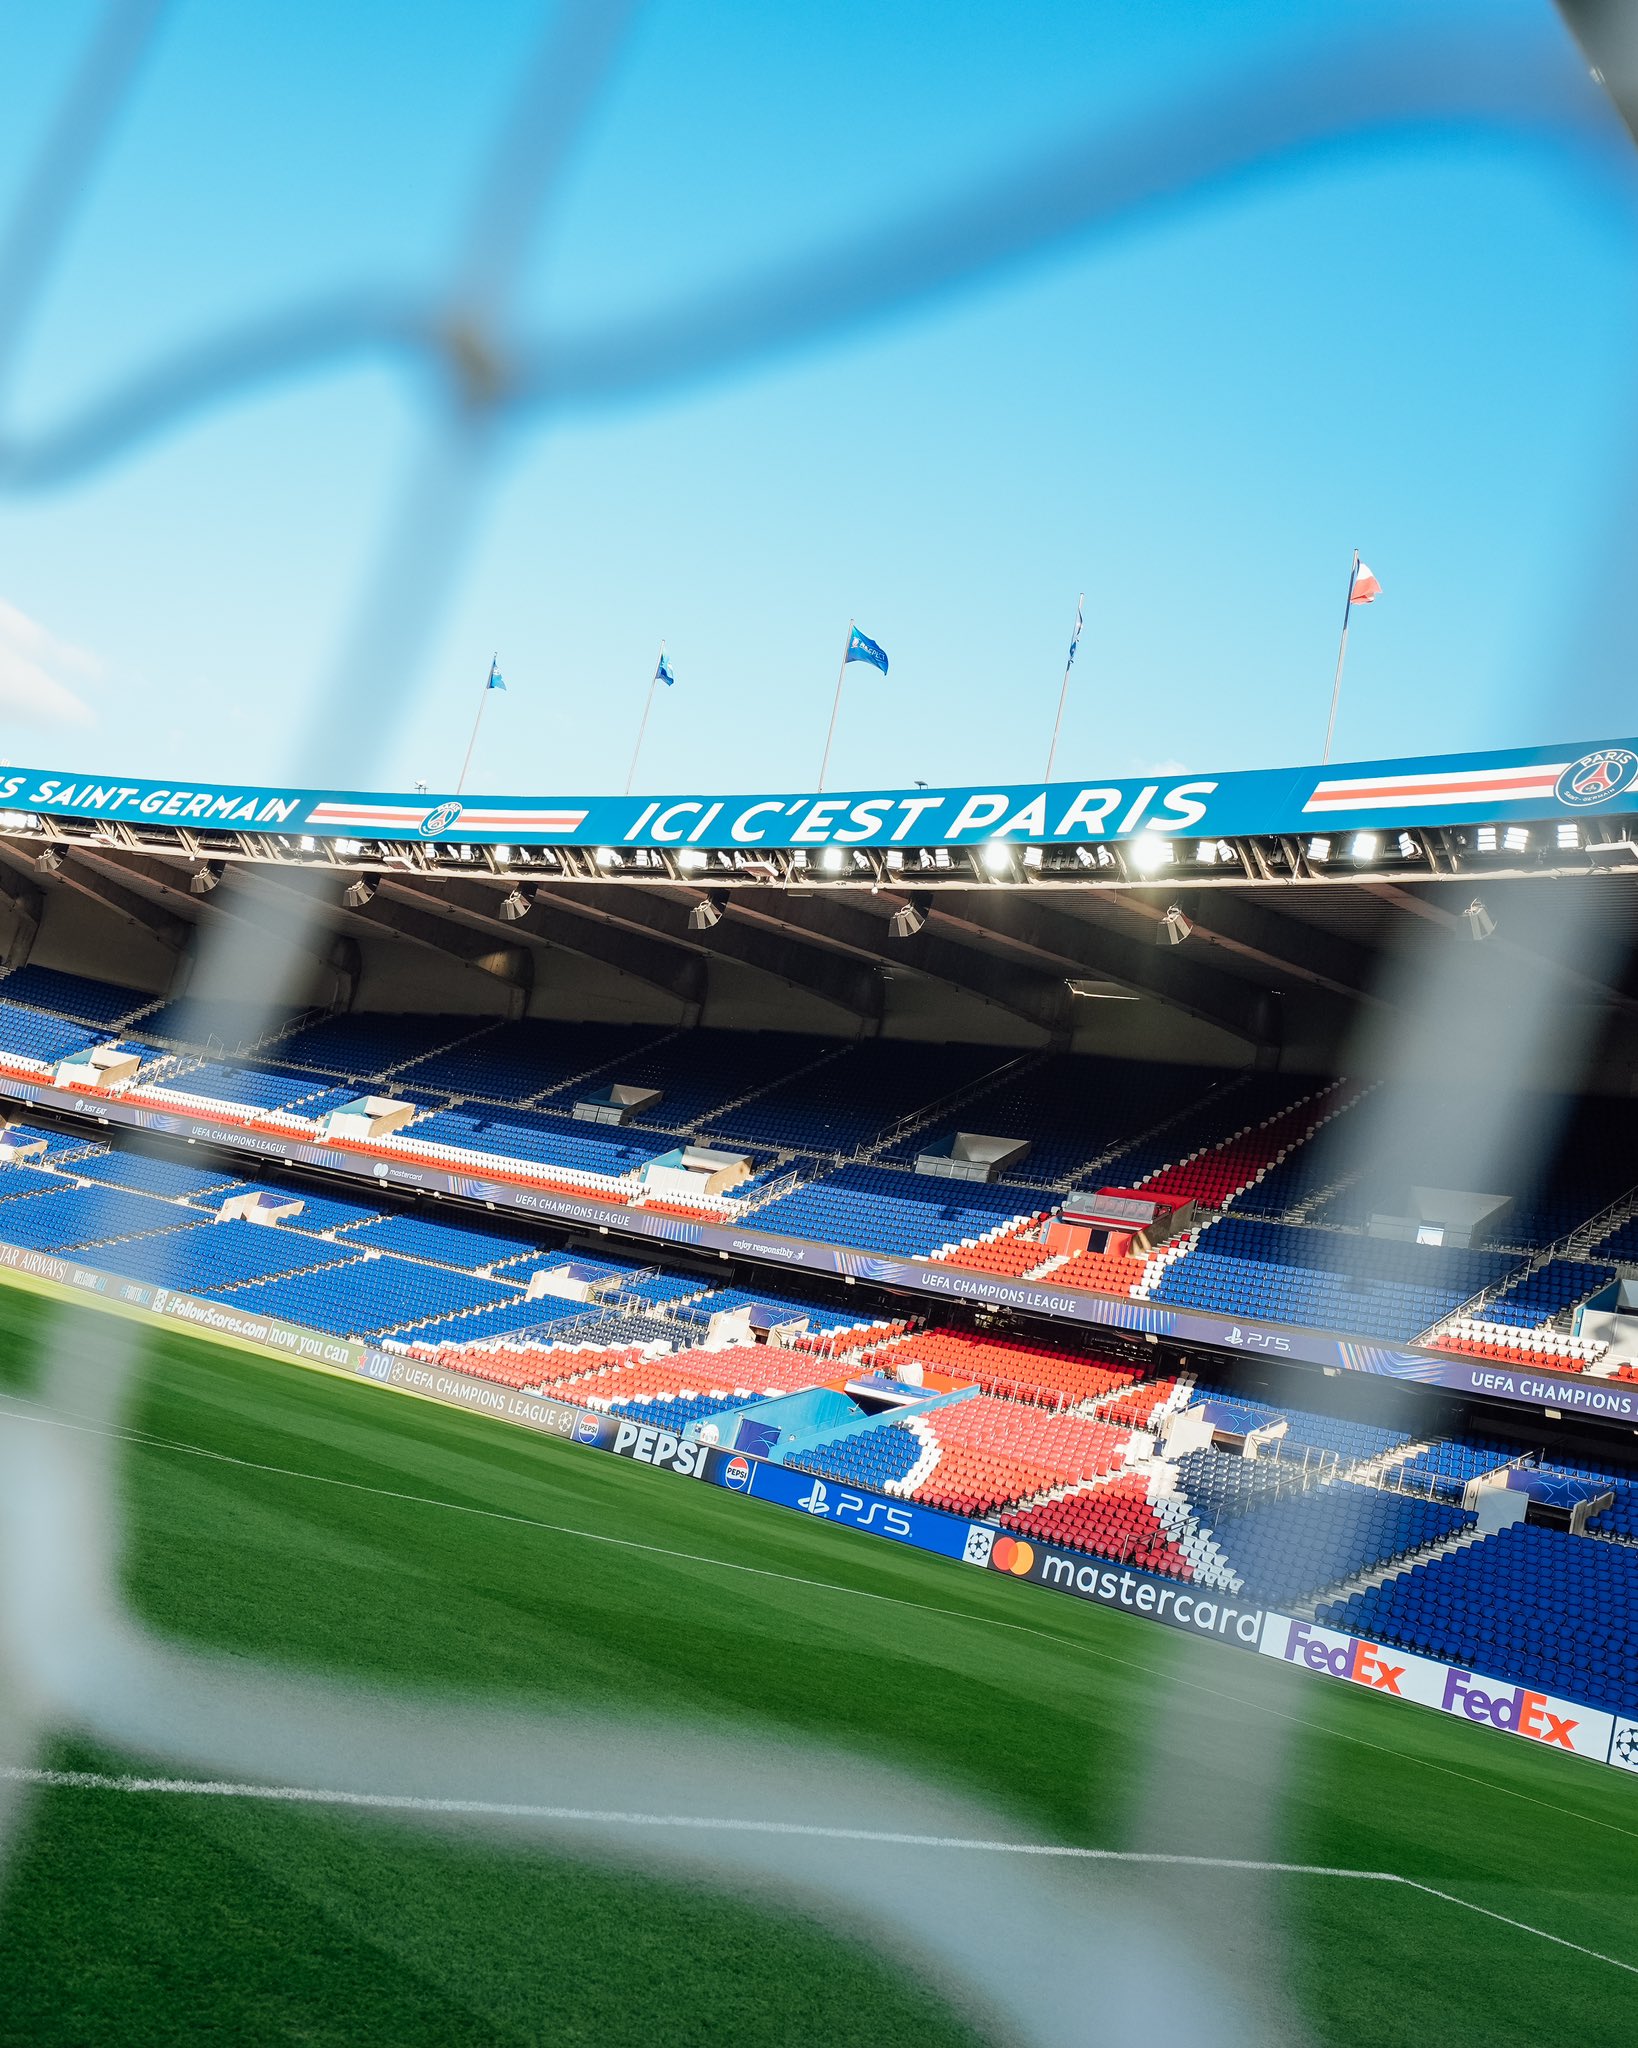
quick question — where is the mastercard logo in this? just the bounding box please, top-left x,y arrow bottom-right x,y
990,1535 -> 1036,1576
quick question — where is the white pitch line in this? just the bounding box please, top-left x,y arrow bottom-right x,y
7,1766 -> 1638,1974
0,1766 -> 1407,1871
7,1394 -> 1638,1863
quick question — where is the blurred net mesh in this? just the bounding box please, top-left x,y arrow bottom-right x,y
0,4 -> 1634,2038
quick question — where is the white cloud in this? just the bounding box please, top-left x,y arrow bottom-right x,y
0,597 -> 99,728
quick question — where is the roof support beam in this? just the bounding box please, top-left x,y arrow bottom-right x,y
388,877 -> 707,1013
910,890 -> 1280,1045
717,890 -> 1072,1038
1114,889 -> 1386,1006
542,883 -> 889,1026
0,846 -> 187,954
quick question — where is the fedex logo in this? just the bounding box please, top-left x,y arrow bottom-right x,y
1440,1668 -> 1579,1749
1279,1621 -> 1404,1693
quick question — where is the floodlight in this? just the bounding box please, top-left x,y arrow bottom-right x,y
189,861 -> 224,896
678,847 -> 708,871
820,845 -> 847,874
1557,822 -> 1581,849
1476,825 -> 1498,852
1457,897 -> 1496,941
1130,833 -> 1169,873
342,875 -> 377,908
1306,836 -> 1331,861
887,900 -> 926,938
1156,903 -> 1193,946
1349,832 -> 1379,862
1503,826 -> 1530,852
498,886 -> 532,921
982,841 -> 1014,875
595,846 -> 621,867
1396,832 -> 1417,858
688,895 -> 724,930
35,846 -> 62,873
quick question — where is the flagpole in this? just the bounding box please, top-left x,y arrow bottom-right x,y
1321,553 -> 1360,766
625,645 -> 663,796
817,618 -> 852,793
1045,591 -> 1084,783
457,654 -> 498,795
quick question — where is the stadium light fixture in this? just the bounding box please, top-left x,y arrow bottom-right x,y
494,844 -> 512,865
342,874 -> 378,908
189,861 -> 224,896
1022,844 -> 1042,869
887,899 -> 927,938
819,845 -> 847,874
982,840 -> 1014,875
498,885 -> 533,921
688,894 -> 725,930
1349,832 -> 1379,863
1557,822 -> 1581,849
1306,836 -> 1331,861
299,835 -> 316,852
1476,825 -> 1498,852
1503,826 -> 1530,853
1130,833 -> 1169,873
678,847 -> 708,872
1067,977 -> 1139,1000
1396,832 -> 1417,858
1458,897 -> 1496,941
35,845 -> 62,873
1156,903 -> 1193,946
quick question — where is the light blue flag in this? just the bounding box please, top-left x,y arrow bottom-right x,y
487,658 -> 506,691
845,626 -> 888,675
656,652 -> 676,687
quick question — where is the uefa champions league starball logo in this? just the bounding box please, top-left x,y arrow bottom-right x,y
1614,1724 -> 1638,1768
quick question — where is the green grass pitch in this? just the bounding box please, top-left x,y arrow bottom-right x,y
0,1277 -> 1635,2046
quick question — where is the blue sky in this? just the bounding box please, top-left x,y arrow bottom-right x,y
0,0 -> 1634,800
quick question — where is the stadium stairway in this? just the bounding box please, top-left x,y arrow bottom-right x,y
1291,1519 -> 1495,1621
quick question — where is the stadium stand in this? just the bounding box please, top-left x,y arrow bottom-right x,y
1318,1522 -> 1638,1716
878,1052 -> 1222,1185
1002,1471 -> 1192,1577
1150,1217 -> 1524,1342
747,1162 -> 1043,1256
0,963 -> 151,1026
870,1326 -> 1142,1408
784,1422 -> 925,1493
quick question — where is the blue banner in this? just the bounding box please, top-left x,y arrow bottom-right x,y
2,737 -> 1635,850
702,1446 -> 973,1558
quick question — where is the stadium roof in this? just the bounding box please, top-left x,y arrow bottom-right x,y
3,736 -> 1637,1049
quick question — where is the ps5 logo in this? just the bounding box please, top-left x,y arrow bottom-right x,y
796,1478 -> 913,1537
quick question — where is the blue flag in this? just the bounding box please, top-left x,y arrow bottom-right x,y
1067,594 -> 1084,668
487,658 -> 506,692
846,626 -> 889,675
656,652 -> 676,687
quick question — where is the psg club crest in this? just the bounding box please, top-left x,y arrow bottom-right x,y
1555,749 -> 1638,808
419,799 -> 464,837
